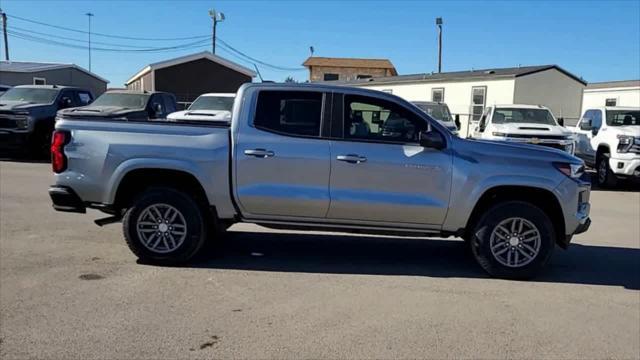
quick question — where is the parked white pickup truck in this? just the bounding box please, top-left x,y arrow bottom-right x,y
167,93 -> 234,122
573,106 -> 640,187
472,104 -> 574,154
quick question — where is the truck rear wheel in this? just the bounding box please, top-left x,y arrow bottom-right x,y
470,201 -> 555,280
123,187 -> 207,265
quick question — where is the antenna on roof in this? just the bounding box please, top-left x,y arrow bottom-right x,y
309,46 -> 314,57
252,64 -> 264,82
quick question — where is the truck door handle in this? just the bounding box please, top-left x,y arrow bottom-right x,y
244,149 -> 275,158
336,154 -> 367,164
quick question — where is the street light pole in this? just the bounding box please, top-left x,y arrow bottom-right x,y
436,17 -> 443,73
86,12 -> 94,71
208,9 -> 225,54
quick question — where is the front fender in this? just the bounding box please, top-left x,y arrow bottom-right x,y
442,173 -> 561,232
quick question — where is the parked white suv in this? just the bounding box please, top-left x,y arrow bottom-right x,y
167,93 -> 234,122
573,107 -> 640,187
471,105 -> 574,154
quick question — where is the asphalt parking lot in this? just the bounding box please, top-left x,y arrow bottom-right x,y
0,160 -> 638,359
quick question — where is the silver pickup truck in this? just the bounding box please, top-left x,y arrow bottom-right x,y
49,83 -> 591,279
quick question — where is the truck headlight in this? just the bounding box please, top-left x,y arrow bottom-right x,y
15,116 -> 31,130
617,135 -> 635,153
554,162 -> 585,179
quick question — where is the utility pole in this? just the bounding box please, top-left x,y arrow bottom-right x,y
1,9 -> 9,61
85,12 -> 94,71
436,17 -> 443,73
208,9 -> 225,54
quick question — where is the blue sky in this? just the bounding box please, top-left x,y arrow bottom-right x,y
1,0 -> 639,86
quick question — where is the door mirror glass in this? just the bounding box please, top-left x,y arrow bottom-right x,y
454,114 -> 461,129
580,118 -> 592,130
419,130 -> 445,149
59,97 -> 72,108
558,117 -> 564,126
153,103 -> 163,118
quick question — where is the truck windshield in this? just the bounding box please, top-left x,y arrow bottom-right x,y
414,103 -> 452,121
91,93 -> 149,109
606,110 -> 639,126
189,96 -> 235,111
492,108 -> 556,125
0,88 -> 58,104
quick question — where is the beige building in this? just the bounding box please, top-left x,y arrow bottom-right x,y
344,65 -> 586,136
303,57 -> 397,82
581,80 -> 640,114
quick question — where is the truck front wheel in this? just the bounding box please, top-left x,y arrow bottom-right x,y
596,152 -> 617,188
470,201 -> 555,280
123,187 -> 208,265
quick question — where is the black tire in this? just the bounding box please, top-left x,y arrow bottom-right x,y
123,187 -> 208,265
596,153 -> 618,188
470,201 -> 555,280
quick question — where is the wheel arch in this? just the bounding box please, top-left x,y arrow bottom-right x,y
464,185 -> 566,248
111,165 -> 210,213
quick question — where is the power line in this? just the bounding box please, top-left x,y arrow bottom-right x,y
8,30 -> 211,53
7,13 -> 306,71
217,38 -> 305,71
10,25 -> 204,49
10,13 -> 211,41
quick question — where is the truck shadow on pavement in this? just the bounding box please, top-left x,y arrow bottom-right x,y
192,231 -> 640,290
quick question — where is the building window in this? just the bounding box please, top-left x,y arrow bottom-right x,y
605,98 -> 617,106
382,89 -> 393,94
33,77 -> 46,85
323,73 -> 339,81
432,88 -> 444,102
356,74 -> 372,80
470,86 -> 487,121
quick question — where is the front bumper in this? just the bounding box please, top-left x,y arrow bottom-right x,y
48,186 -> 86,213
556,177 -> 591,248
609,155 -> 640,177
0,130 -> 30,151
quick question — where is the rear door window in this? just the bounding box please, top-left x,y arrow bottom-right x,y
254,91 -> 323,137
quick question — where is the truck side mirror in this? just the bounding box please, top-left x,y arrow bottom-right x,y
580,118 -> 592,131
558,117 -> 564,126
419,130 -> 445,150
153,103 -> 163,118
454,114 -> 461,129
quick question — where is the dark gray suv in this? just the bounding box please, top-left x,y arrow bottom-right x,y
57,90 -> 177,122
0,85 -> 94,157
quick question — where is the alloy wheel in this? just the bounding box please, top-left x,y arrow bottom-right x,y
489,217 -> 541,268
136,203 -> 187,254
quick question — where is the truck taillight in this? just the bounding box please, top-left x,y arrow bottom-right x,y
51,130 -> 70,173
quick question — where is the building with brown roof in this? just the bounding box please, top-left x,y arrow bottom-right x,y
302,56 -> 397,82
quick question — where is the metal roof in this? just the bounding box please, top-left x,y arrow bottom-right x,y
303,57 -> 397,74
585,80 -> 640,89
126,51 -> 257,85
0,61 -> 109,83
334,64 -> 586,86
